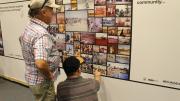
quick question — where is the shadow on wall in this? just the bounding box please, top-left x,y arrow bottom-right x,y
98,78 -> 109,101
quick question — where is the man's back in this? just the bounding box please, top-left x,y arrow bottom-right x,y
57,76 -> 100,101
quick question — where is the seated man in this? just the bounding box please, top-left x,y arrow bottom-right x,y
57,56 -> 101,101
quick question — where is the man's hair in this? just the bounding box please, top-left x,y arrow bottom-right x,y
28,8 -> 41,17
63,56 -> 80,76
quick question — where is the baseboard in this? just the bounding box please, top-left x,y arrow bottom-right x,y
0,74 -> 29,87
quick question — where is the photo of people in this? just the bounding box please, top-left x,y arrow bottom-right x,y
107,62 -> 129,79
81,54 -> 93,64
107,54 -> 115,62
116,17 -> 131,27
116,5 -> 131,17
54,33 -> 65,50
118,44 -> 130,55
81,44 -> 93,54
103,17 -> 116,26
81,63 -> 93,74
93,53 -> 107,66
66,44 -> 74,55
108,36 -> 118,44
93,64 -> 106,76
88,18 -> 102,32
65,32 -> 73,44
108,27 -> 118,36
65,11 -> 88,31
108,44 -> 118,54
95,0 -> 106,5
118,27 -> 131,37
73,32 -> 80,41
81,32 -> 95,44
0,21 -> 4,56
78,0 -> 94,10
93,45 -> 99,53
107,5 -> 116,17
95,6 -> 106,17
116,55 -> 129,64
58,24 -> 65,33
96,33 -> 107,46
118,36 -> 131,45
99,46 -> 107,53
74,41 -> 81,49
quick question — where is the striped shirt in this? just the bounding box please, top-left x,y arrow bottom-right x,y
57,76 -> 100,101
19,18 -> 61,85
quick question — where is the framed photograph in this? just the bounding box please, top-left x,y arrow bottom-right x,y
95,0 -> 106,5
93,64 -> 106,76
118,36 -> 131,45
93,53 -> 107,66
54,33 -> 65,50
88,18 -> 102,32
58,24 -> 65,33
63,0 -> 71,4
107,0 -> 116,4
103,27 -> 107,33
55,0 -> 63,4
73,32 -> 81,41
107,62 -> 129,79
88,10 -> 94,17
99,46 -> 107,53
116,55 -> 129,64
103,17 -> 116,26
81,54 -> 93,64
57,13 -> 65,24
108,36 -> 118,44
48,24 -> 58,34
66,44 -> 74,55
116,5 -> 131,17
81,32 -> 95,44
71,3 -> 78,10
95,6 -> 106,17
115,0 -> 132,4
118,27 -> 131,37
116,17 -> 131,27
78,0 -> 94,10
107,5 -> 116,17
65,11 -> 88,31
118,44 -> 130,55
74,41 -> 81,49
96,33 -> 107,46
81,44 -> 93,54
81,63 -> 93,74
65,32 -> 73,44
107,54 -> 115,62
108,44 -> 118,54
93,45 -> 99,53
108,27 -> 118,36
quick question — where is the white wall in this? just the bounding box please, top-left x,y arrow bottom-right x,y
0,56 -> 180,101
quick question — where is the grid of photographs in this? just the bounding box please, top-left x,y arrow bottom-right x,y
52,0 -> 132,80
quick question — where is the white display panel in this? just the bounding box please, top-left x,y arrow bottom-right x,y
130,0 -> 180,89
0,1 -> 29,59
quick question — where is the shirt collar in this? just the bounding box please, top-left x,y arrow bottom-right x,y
30,18 -> 49,29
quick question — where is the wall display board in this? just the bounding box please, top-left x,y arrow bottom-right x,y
0,1 -> 29,59
50,0 -> 132,80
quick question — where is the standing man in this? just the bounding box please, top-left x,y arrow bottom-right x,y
19,0 -> 60,101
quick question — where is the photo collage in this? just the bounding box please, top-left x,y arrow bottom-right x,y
50,0 -> 132,80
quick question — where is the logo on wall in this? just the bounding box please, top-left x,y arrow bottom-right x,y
50,0 -> 132,80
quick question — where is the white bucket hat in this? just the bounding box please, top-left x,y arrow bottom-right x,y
29,0 -> 60,9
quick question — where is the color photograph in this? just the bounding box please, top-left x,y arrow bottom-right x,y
95,6 -> 106,17
107,54 -> 115,62
118,36 -> 131,45
93,53 -> 107,66
54,33 -> 65,50
115,0 -> 132,4
81,44 -> 93,54
73,32 -> 81,41
81,32 -> 95,44
88,18 -> 102,32
57,13 -> 65,24
108,36 -> 118,44
93,45 -> 99,53
108,27 -> 118,36
65,32 -> 73,44
116,55 -> 129,64
93,64 -> 106,76
116,17 -> 131,27
103,17 -> 116,26
81,63 -> 93,74
118,27 -> 131,37
66,44 -> 74,55
95,0 -> 106,5
99,46 -> 107,53
118,44 -> 130,55
96,33 -> 107,45
116,5 -> 131,17
81,54 -> 93,64
107,5 -> 116,17
108,44 -> 118,54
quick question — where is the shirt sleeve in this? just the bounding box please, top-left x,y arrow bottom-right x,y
33,35 -> 53,61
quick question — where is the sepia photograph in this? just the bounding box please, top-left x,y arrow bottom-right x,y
118,44 -> 130,55
95,0 -> 106,5
95,6 -> 106,17
116,55 -> 129,64
73,32 -> 81,41
116,17 -> 131,27
103,27 -> 107,33
96,33 -> 107,46
71,3 -> 78,10
56,0 -> 63,4
65,11 -> 88,31
81,44 -> 93,54
116,5 -> 131,17
103,17 -> 116,26
107,62 -> 129,79
88,10 -> 94,17
93,64 -> 107,76
108,44 -> 118,54
88,18 -> 102,32
108,27 -> 118,36
58,24 -> 65,33
78,0 -> 94,10
118,27 -> 131,37
93,53 -> 107,66
81,32 -> 95,44
107,54 -> 115,62
57,13 -> 65,24
118,36 -> 131,45
107,5 -> 116,17
65,32 -> 73,44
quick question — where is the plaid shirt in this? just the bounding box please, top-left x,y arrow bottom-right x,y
20,18 -> 61,85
